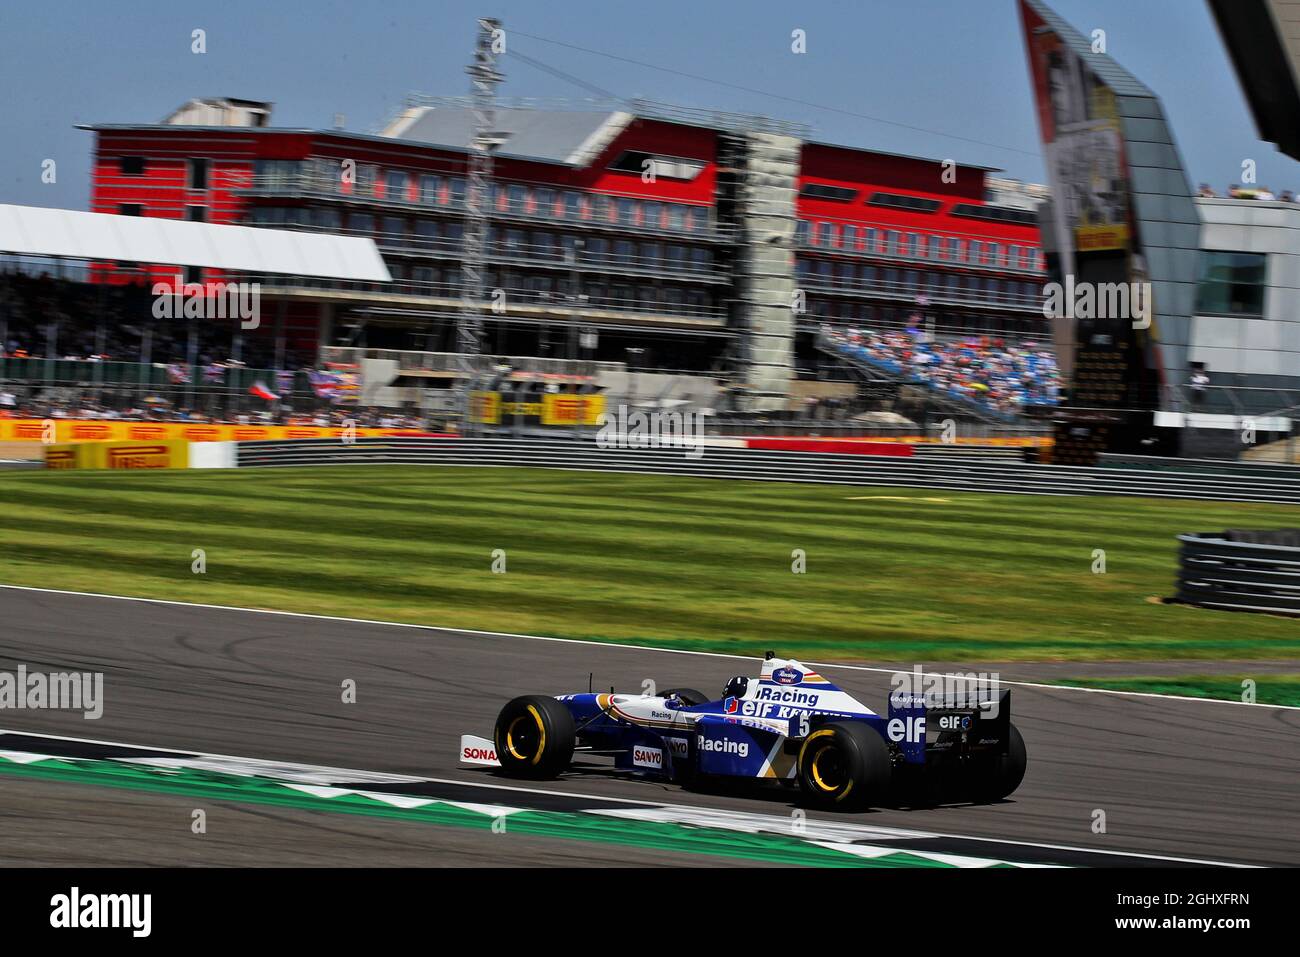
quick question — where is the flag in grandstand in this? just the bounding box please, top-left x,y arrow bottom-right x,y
275,370 -> 295,395
249,381 -> 279,401
306,368 -> 343,399
203,363 -> 226,384
166,363 -> 190,384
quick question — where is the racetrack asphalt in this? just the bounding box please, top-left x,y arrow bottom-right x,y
0,587 -> 1295,867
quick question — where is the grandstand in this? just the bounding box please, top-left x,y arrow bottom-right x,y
61,92 -> 1050,422
819,324 -> 1059,424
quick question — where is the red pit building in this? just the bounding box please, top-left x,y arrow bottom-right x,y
84,96 -> 1047,409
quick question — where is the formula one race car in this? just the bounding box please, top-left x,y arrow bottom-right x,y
460,654 -> 1026,811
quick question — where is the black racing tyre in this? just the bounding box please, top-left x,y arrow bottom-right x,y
493,695 -> 575,779
972,723 -> 1027,803
797,721 -> 892,811
661,687 -> 709,707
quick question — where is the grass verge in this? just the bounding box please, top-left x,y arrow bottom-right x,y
0,464 -> 1296,662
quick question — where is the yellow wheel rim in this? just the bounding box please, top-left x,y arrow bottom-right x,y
810,745 -> 838,791
505,705 -> 547,764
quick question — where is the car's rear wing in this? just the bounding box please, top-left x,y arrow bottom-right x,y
887,688 -> 1012,764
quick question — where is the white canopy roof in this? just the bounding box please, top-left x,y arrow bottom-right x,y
0,204 -> 391,282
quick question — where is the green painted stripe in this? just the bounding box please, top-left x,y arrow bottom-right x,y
0,752 -> 1003,867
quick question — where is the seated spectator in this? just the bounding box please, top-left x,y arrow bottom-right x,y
823,325 -> 1059,415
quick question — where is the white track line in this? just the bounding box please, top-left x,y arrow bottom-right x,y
1,582 -> 1296,711
0,726 -> 1253,868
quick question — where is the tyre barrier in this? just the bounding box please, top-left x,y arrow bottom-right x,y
233,437 -> 1300,505
1176,530 -> 1300,617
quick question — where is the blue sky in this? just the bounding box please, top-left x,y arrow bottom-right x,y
2,0 -> 1296,210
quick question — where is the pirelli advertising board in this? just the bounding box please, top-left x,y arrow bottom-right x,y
1,419 -> 423,444
470,392 -> 605,427
46,440 -> 190,470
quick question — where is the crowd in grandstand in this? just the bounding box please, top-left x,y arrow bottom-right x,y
0,271 -> 304,369
823,324 -> 1059,415
0,389 -> 428,429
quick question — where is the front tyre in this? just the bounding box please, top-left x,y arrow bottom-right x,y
797,722 -> 891,811
493,695 -> 575,779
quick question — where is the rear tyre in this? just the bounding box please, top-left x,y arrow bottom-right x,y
493,695 -> 575,779
661,687 -> 709,707
797,722 -> 892,811
972,723 -> 1027,803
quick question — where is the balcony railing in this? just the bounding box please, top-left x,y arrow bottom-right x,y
319,346 -> 625,378
797,271 -> 1045,314
796,232 -> 1047,277
232,171 -> 731,241
226,272 -> 729,324
375,234 -> 728,283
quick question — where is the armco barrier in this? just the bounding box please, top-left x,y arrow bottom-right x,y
1176,530 -> 1300,616
233,437 -> 1300,505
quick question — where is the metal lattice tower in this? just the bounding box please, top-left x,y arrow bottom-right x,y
457,17 -> 504,427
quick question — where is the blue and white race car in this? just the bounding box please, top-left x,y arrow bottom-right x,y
460,654 -> 1026,810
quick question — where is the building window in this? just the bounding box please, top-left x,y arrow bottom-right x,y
507,184 -> 526,214
381,216 -> 406,244
795,221 -> 810,245
1196,251 -> 1267,318
120,156 -> 146,176
643,202 -> 662,230
186,205 -> 207,222
867,192 -> 941,213
255,159 -> 303,188
187,158 -> 208,190
800,183 -> 858,202
118,203 -> 143,216
564,191 -> 584,219
535,188 -> 556,217
385,170 -> 409,202
533,231 -> 557,260
349,213 -> 374,236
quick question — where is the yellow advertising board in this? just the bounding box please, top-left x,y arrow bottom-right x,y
45,440 -> 190,470
469,393 -> 605,426
2,419 -> 428,444
469,391 -> 502,425
541,394 -> 605,426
